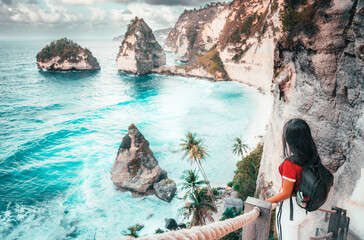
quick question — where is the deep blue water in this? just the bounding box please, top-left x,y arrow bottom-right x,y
0,40 -> 262,239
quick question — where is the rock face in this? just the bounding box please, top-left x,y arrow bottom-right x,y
164,0 -> 283,91
153,179 -> 177,203
223,197 -> 244,211
164,218 -> 178,231
164,2 -> 228,62
111,124 -> 176,202
36,38 -> 100,71
256,0 -> 364,238
116,17 -> 166,75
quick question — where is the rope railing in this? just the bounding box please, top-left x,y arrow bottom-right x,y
121,201 -> 349,240
122,203 -> 278,240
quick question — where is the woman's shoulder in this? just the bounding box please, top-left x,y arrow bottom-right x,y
284,158 -> 303,169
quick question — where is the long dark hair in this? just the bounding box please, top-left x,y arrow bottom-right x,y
282,118 -> 321,167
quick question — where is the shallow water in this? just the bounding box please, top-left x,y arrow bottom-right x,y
0,40 -> 265,239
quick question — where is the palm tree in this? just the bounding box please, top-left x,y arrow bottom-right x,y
180,132 -> 215,202
124,224 -> 144,238
232,137 -> 249,158
180,187 -> 217,227
181,169 -> 208,200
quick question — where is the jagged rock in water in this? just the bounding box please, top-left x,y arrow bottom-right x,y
111,124 -> 167,196
164,218 -> 178,231
111,124 -> 176,202
153,179 -> 177,203
177,223 -> 187,229
116,17 -> 166,75
36,38 -> 100,71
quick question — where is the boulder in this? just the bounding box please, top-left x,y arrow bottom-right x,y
164,218 -> 178,231
177,223 -> 187,229
153,179 -> 177,203
223,197 -> 244,211
36,38 -> 100,71
111,124 -> 167,196
116,17 -> 166,75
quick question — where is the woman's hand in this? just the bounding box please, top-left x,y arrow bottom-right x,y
266,179 -> 295,203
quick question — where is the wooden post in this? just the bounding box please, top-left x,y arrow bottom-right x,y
337,209 -> 347,240
328,207 -> 343,240
242,197 -> 272,240
343,217 -> 350,240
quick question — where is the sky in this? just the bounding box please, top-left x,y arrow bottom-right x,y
0,0 -> 218,40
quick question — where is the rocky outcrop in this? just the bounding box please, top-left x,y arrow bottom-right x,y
257,0 -> 364,238
164,2 -> 228,62
223,197 -> 244,211
36,38 -> 100,71
154,179 -> 177,203
111,124 -> 176,202
116,17 -> 166,75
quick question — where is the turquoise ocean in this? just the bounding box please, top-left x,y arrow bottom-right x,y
0,40 -> 267,239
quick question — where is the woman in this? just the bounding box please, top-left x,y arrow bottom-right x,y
267,118 -> 319,240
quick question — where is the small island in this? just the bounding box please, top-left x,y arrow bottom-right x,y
116,17 -> 166,75
36,38 -> 100,71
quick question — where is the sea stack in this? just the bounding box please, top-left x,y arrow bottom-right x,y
111,124 -> 176,202
36,38 -> 100,71
116,17 -> 166,75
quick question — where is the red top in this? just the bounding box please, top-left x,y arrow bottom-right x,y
279,159 -> 303,193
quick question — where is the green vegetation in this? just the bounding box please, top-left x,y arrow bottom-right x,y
220,4 -> 270,61
241,15 -> 255,36
219,207 -> 243,240
186,24 -> 198,51
181,169 -> 208,200
36,38 -> 97,65
196,47 -> 228,79
180,132 -> 215,202
125,17 -> 153,39
230,143 -> 263,200
280,0 -> 331,47
180,187 -> 217,227
232,137 -> 249,159
123,224 -> 144,238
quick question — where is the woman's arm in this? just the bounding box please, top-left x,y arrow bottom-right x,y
266,179 -> 295,203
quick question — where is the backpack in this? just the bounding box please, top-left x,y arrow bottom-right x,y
295,163 -> 334,211
284,156 -> 334,221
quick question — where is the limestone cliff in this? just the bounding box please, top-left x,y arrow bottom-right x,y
257,0 -> 364,238
164,0 -> 283,92
218,0 -> 283,92
164,2 -> 228,62
116,17 -> 166,75
111,124 -> 176,202
36,38 -> 100,71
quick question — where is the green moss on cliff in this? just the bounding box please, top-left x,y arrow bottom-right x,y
220,3 -> 270,61
196,47 -> 228,79
186,24 -> 198,51
280,0 -> 331,47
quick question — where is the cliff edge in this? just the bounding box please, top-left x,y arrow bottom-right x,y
36,38 -> 100,71
257,0 -> 363,238
116,17 -> 166,75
